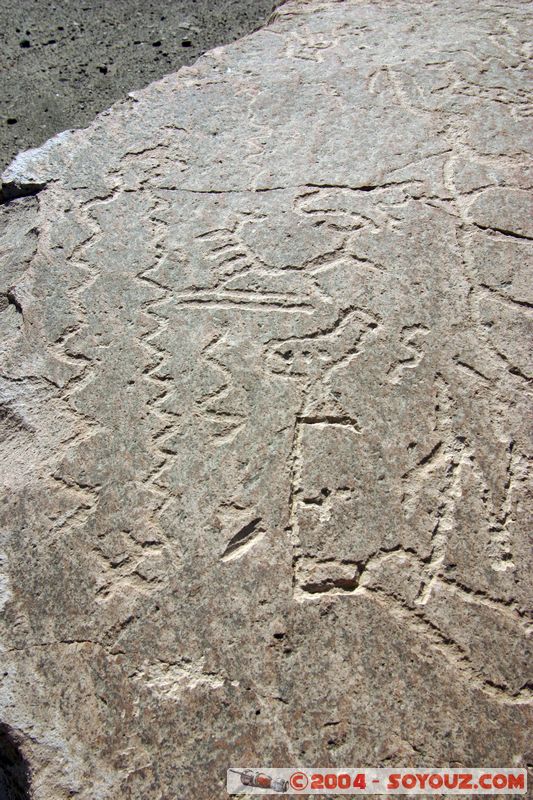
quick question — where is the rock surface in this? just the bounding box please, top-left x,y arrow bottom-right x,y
0,0 -> 532,797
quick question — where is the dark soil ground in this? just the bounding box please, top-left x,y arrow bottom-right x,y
0,0 -> 277,170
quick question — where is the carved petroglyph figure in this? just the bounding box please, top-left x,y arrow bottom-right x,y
0,0 -> 531,797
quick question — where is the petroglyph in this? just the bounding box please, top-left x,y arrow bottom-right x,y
387,325 -> 429,385
0,0 -> 531,796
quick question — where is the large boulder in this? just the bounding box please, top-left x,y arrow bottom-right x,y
0,0 -> 531,797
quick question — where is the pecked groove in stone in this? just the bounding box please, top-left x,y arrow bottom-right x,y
0,1 -> 532,798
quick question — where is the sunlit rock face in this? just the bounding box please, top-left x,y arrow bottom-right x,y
0,0 -> 531,797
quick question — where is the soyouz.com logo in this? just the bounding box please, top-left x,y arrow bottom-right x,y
227,767 -> 527,795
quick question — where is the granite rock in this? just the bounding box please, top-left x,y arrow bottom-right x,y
0,0 -> 532,797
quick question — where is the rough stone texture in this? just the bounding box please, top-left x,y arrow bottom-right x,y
0,0 -> 279,170
0,0 -> 532,797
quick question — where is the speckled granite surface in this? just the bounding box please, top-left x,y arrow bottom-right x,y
0,0 -> 531,796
